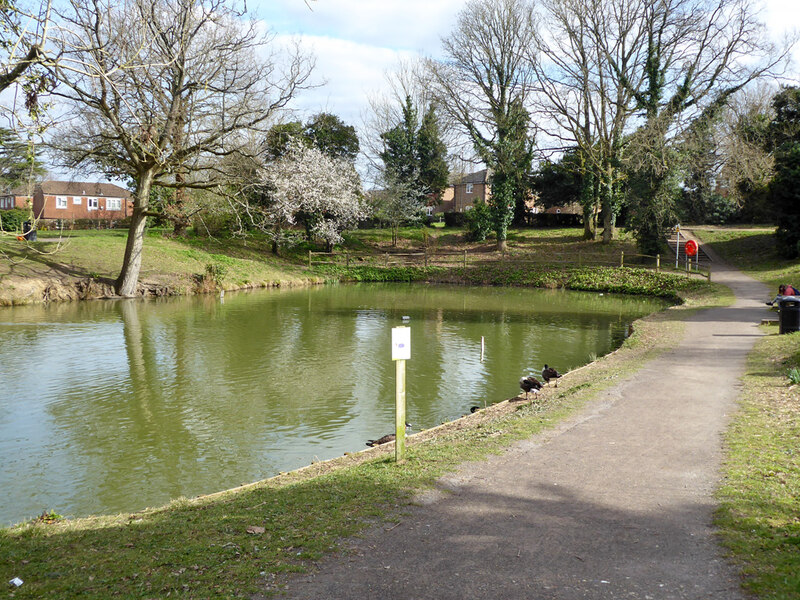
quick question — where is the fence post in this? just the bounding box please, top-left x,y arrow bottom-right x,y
620,251 -> 624,268
464,250 -> 467,268
656,254 -> 660,272
308,250 -> 311,268
385,252 -> 389,267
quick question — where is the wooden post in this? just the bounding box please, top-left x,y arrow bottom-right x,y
395,358 -> 406,463
385,252 -> 389,267
463,250 -> 467,268
656,254 -> 660,272
391,326 -> 410,463
620,251 -> 624,268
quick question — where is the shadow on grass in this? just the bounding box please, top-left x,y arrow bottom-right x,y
0,456 -> 413,599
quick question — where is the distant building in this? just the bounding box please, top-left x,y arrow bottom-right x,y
0,186 -> 33,210
30,181 -> 133,224
452,169 -> 491,212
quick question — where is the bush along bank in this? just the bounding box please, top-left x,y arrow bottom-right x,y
318,263 -> 711,301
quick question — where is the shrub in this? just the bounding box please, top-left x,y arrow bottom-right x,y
464,199 -> 492,241
0,208 -> 28,232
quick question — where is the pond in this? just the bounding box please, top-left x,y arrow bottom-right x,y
0,283 -> 668,526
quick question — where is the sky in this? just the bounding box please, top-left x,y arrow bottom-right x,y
12,0 -> 800,182
253,0 -> 800,143
252,0 -> 465,129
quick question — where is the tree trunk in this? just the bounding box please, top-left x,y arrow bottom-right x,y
582,205 -> 595,240
172,185 -> 189,237
496,237 -> 507,252
115,210 -> 149,296
601,164 -> 615,243
115,172 -> 155,297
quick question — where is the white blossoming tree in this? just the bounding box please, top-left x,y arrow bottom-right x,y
253,141 -> 367,253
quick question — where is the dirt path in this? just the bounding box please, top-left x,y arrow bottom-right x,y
279,251 -> 768,600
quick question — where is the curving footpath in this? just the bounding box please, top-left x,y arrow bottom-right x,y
281,251 -> 769,600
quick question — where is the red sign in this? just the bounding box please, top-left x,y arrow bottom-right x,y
685,240 -> 698,257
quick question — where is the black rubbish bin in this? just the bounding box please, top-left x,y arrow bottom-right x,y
778,296 -> 800,334
22,221 -> 37,241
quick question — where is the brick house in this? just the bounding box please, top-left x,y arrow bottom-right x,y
32,181 -> 133,224
0,186 -> 33,210
453,169 -> 491,212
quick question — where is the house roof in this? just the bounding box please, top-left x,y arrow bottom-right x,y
454,169 -> 489,185
37,180 -> 131,198
3,185 -> 35,197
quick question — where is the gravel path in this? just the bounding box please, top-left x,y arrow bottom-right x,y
280,250 -> 768,600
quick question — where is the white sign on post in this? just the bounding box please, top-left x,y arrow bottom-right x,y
391,326 -> 411,361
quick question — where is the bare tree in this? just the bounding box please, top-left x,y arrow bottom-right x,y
531,0 -> 791,248
0,0 -> 51,96
428,0 -> 538,251
614,0 -> 792,252
48,0 -> 314,296
531,0 -> 646,241
715,84 -> 776,211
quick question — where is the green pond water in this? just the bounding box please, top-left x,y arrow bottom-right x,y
0,283 -> 668,526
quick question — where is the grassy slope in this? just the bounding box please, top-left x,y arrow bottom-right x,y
0,229 -> 315,294
694,227 -> 800,599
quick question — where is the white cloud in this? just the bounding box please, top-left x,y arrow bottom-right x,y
281,34 -> 415,127
254,0 -> 463,53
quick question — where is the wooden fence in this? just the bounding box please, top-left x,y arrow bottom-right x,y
308,248 -> 712,280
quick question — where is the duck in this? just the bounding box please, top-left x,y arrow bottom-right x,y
520,375 -> 543,400
366,422 -> 412,447
542,364 -> 562,387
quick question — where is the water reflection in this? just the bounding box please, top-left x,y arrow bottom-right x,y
0,284 -> 667,525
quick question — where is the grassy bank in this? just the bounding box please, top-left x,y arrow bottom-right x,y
693,226 -> 800,293
716,331 -> 800,599
2,226 -> 698,303
0,229 -> 316,303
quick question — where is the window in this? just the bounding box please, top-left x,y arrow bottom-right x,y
73,196 -> 82,205
107,198 -> 122,211
56,196 -> 67,209
465,183 -> 473,194
87,197 -> 98,211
